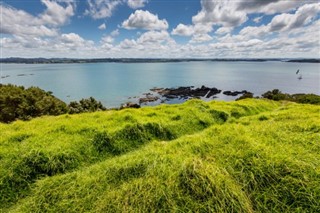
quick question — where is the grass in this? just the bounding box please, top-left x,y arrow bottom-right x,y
0,99 -> 319,212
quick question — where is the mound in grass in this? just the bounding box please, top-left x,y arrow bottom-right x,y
1,99 -> 319,212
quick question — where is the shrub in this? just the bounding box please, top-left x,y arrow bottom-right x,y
0,84 -> 68,123
236,92 -> 254,101
68,97 -> 106,114
262,89 -> 288,101
262,89 -> 320,105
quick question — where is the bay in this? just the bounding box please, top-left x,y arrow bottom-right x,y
1,61 -> 319,107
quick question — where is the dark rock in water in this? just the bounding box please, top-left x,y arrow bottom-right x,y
150,87 -> 164,93
206,87 -> 221,98
154,85 -> 221,99
139,95 -> 159,103
165,95 -> 177,99
143,92 -> 152,96
120,102 -> 141,109
223,90 -> 247,96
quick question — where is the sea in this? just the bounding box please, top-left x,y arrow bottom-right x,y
1,61 -> 319,108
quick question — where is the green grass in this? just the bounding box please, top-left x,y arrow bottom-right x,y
0,99 -> 319,212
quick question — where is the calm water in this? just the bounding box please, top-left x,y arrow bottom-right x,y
1,61 -> 319,107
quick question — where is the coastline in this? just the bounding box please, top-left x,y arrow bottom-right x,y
1,58 -> 319,64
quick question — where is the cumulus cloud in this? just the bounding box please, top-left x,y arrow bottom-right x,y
215,27 -> 232,35
122,10 -> 169,30
101,35 -> 114,43
0,6 -> 57,37
192,0 -> 248,28
85,0 -> 122,19
190,34 -> 212,43
137,30 -> 171,44
269,3 -> 320,32
253,16 -> 263,23
119,39 -> 138,49
171,24 -> 194,36
110,29 -> 120,37
98,23 -> 107,30
59,33 -> 94,50
238,2 -> 320,40
0,1 -> 75,37
116,30 -> 176,55
40,0 -> 75,26
171,23 -> 213,43
236,0 -> 303,14
127,0 -> 148,9
1,32 -> 96,58
1,1 -> 319,58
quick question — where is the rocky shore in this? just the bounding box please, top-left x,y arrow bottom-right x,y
120,85 -> 254,108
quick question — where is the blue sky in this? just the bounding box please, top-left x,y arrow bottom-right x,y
1,0 -> 320,58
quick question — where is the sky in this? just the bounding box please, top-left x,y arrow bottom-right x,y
1,0 -> 320,58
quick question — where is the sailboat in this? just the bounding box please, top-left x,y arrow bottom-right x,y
296,69 -> 302,80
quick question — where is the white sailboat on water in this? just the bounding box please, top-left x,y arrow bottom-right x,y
296,69 -> 302,80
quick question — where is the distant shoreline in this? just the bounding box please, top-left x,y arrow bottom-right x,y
0,58 -> 319,64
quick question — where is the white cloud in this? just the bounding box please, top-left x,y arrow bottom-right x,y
236,0 -> 303,14
85,0 -> 122,19
119,39 -> 138,49
1,1 -> 320,58
269,3 -> 320,32
137,30 -> 171,44
190,34 -> 212,43
171,24 -> 194,36
98,23 -> 107,30
239,25 -> 269,38
0,0 -> 76,38
215,27 -> 232,35
39,0 -> 75,26
57,33 -> 96,52
192,0 -> 248,28
122,10 -> 168,30
101,35 -> 114,43
238,2 -> 320,40
110,29 -> 120,37
127,0 -> 148,9
253,16 -> 263,23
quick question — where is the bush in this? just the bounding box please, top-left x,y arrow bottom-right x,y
236,92 -> 254,101
262,89 -> 288,101
0,84 -> 68,123
0,84 -> 107,122
68,97 -> 106,114
262,89 -> 320,105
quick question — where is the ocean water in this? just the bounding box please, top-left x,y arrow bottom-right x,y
1,61 -> 319,107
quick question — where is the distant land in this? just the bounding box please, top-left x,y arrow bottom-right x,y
0,58 -> 319,64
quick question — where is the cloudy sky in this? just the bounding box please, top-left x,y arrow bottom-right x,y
1,0 -> 320,58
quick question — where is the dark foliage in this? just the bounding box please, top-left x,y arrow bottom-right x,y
0,84 -> 68,123
0,84 -> 108,123
262,89 -> 320,105
68,97 -> 106,114
236,92 -> 254,101
262,89 -> 289,101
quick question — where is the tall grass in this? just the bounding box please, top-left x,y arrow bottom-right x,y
1,99 -> 319,212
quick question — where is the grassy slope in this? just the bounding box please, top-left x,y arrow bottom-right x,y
0,99 -> 319,212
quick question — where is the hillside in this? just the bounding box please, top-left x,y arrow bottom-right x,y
1,99 -> 319,212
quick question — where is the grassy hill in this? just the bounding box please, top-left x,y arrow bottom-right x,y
0,99 -> 319,212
